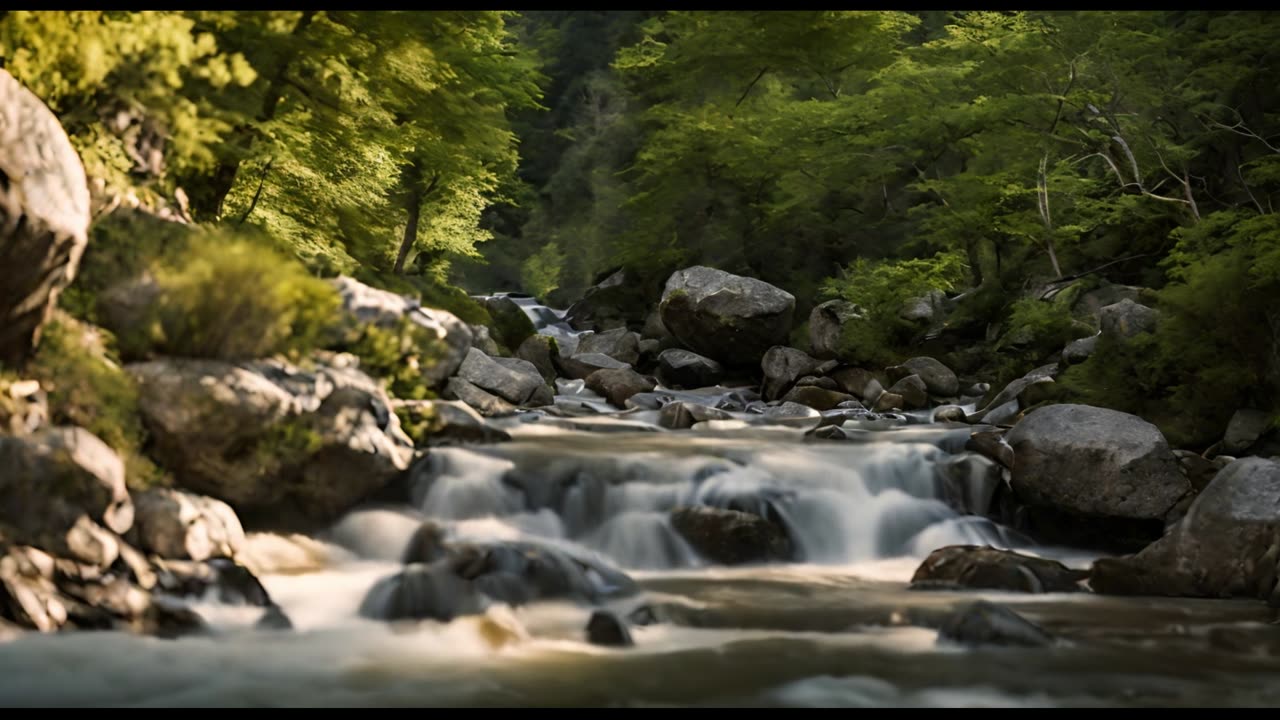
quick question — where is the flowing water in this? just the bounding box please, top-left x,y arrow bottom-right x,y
3,297 -> 1280,707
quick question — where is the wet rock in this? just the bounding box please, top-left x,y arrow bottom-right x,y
577,328 -> 641,366
1061,335 -> 1098,366
795,375 -> 838,391
255,604 -> 293,631
330,275 -> 473,387
131,357 -> 414,529
965,430 -> 1014,470
557,352 -> 631,381
457,348 -> 548,406
391,399 -> 512,445
935,455 -> 1005,516
911,546 -> 1086,593
658,402 -> 734,430
131,488 -> 245,562
781,385 -> 856,411
808,299 -> 863,360
1090,457 -> 1280,605
586,610 -> 634,647
937,601 -> 1053,647
670,506 -> 793,565
444,377 -> 517,417
402,521 -> 449,565
656,349 -> 725,389
760,402 -> 819,419
887,374 -> 928,409
887,357 -> 958,397
659,266 -> 795,367
1099,298 -> 1158,340
0,427 -> 134,552
829,367 -> 878,399
1006,404 -> 1190,527
585,367 -> 656,408
761,346 -> 821,401
0,68 -> 92,369
934,406 -> 968,423
627,604 -> 664,627
516,335 -> 560,384
873,391 -> 905,413
1224,409 -> 1271,454
152,557 -> 273,607
482,295 -> 537,350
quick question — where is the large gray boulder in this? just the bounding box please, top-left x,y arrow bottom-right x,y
576,328 -> 641,366
331,275 -> 473,387
659,266 -> 795,366
481,295 -> 536,350
1223,409 -> 1271,454
585,367 -> 655,408
0,69 -> 92,369
128,357 -> 414,530
563,268 -> 655,333
887,357 -> 959,397
1091,457 -> 1280,605
0,427 -> 133,556
443,377 -> 517,418
556,352 -> 630,381
130,489 -> 245,562
807,299 -> 862,360
1005,404 -> 1190,527
456,348 -> 549,406
760,346 -> 821,402
656,349 -> 724,389
1099,298 -> 1158,340
515,334 -> 560,384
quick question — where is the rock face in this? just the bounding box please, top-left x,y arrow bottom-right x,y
659,266 -> 795,366
0,69 -> 93,369
670,506 -> 793,565
887,357 -> 958,397
129,357 -> 414,529
910,546 -> 1086,593
456,348 -> 549,406
585,367 -> 656,408
760,346 -> 821,401
937,601 -> 1053,648
1090,457 -> 1280,605
0,427 -> 134,553
331,275 -> 473,387
130,489 -> 245,562
1006,404 -> 1190,527
808,300 -> 862,360
656,349 -> 724,389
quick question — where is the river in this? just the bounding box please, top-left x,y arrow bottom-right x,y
2,295 -> 1278,707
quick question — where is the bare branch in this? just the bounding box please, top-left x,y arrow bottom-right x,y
734,67 -> 769,110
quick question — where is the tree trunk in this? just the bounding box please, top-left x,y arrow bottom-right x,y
393,185 -> 422,275
192,11 -> 317,221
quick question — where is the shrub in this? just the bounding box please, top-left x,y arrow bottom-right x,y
345,317 -> 447,401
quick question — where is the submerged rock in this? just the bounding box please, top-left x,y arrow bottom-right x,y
670,506 -> 793,565
659,266 -> 796,367
937,601 -> 1053,648
910,545 -> 1086,593
586,610 -> 634,647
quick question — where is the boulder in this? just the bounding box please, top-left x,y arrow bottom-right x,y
457,348 -> 548,406
576,328 -> 641,366
760,346 -> 821,401
658,266 -> 795,366
1090,457 -> 1280,605
670,506 -> 793,565
966,365 -> 1058,424
564,268 -> 655,333
0,68 -> 92,369
444,377 -> 517,417
391,399 -> 511,445
130,489 -> 245,562
807,299 -> 862,360
1099,298 -> 1158,340
330,275 -> 473,387
1005,404 -> 1190,528
469,324 -> 502,356
557,352 -> 631,381
129,357 -> 414,530
1061,335 -> 1099,366
0,427 -> 134,553
1,377 -> 48,437
585,367 -> 656,408
656,349 -> 724,389
873,391 -> 905,413
515,335 -> 560,384
886,374 -> 928,409
829,367 -> 878,399
762,402 -> 819,419
481,295 -> 536,350
586,610 -> 634,647
657,402 -> 734,430
795,376 -> 838,390
887,357 -> 959,397
936,601 -> 1053,648
780,386 -> 856,411
900,290 -> 947,325
910,545 -> 1086,593
1224,409 -> 1271,454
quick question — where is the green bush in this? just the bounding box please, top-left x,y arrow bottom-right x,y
25,314 -> 166,490
122,234 -> 341,362
345,317 -> 447,401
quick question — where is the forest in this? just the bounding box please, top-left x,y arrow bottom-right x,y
3,9 -> 1278,453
